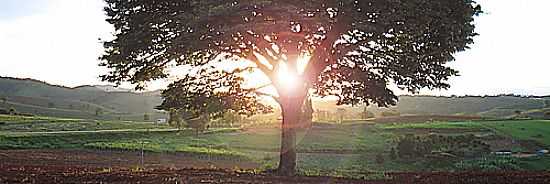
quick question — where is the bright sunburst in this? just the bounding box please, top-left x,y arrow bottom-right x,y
276,55 -> 310,92
276,62 -> 299,91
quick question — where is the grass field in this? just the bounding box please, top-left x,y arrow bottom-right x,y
377,119 -> 550,146
1,114 -> 550,177
0,114 -> 171,132
377,121 -> 486,130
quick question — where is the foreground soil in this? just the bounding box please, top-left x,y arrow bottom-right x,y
0,149 -> 259,169
2,149 -> 550,184
2,165 -> 550,184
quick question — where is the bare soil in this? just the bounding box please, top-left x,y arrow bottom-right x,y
2,149 -> 550,184
0,149 -> 259,169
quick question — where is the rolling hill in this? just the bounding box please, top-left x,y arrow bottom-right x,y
315,95 -> 550,119
0,77 -> 166,121
1,76 -> 549,120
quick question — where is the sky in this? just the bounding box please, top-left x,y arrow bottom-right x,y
0,0 -> 549,96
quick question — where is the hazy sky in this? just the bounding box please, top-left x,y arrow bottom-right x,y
0,0 -> 549,96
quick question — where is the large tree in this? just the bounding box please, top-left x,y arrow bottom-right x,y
100,0 -> 482,175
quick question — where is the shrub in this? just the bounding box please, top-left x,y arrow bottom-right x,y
8,107 -> 16,115
396,134 -> 416,158
396,134 -> 490,159
390,147 -> 397,160
144,113 -> 150,121
375,153 -> 385,165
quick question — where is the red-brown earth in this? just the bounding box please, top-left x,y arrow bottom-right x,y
2,149 -> 550,184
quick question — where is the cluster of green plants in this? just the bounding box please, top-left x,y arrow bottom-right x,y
395,134 -> 491,159
454,156 -> 521,171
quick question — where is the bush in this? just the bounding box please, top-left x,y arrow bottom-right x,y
144,113 -> 150,121
390,147 -> 397,160
376,153 -> 385,164
396,134 -> 416,158
8,107 -> 16,115
396,134 -> 491,159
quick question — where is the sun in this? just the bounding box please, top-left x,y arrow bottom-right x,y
276,55 -> 311,92
241,54 -> 312,98
276,62 -> 299,91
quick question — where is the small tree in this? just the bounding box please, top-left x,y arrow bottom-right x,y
186,113 -> 210,136
336,108 -> 346,124
9,107 -> 17,115
300,97 -> 314,128
221,110 -> 242,128
375,153 -> 385,165
8,107 -> 16,115
397,134 -> 416,159
390,147 -> 397,160
95,108 -> 103,116
144,113 -> 150,121
168,108 -> 184,130
362,106 -> 375,119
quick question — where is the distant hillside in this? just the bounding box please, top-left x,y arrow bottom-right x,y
1,76 -> 549,120
396,95 -> 549,118
314,95 -> 550,119
76,85 -> 135,93
0,77 -> 165,121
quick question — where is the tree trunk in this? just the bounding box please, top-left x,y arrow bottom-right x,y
277,96 -> 304,176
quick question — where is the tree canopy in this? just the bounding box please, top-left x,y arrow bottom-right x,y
155,68 -> 272,118
101,0 -> 481,108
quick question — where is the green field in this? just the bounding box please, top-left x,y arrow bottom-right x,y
377,119 -> 550,145
1,114 -> 550,177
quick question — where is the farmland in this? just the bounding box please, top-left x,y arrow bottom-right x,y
2,114 -> 550,179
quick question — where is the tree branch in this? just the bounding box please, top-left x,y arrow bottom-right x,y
254,91 -> 280,104
246,53 -> 277,82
